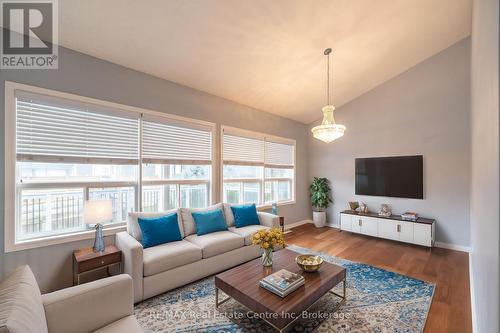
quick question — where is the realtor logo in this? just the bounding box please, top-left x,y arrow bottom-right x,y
1,0 -> 58,69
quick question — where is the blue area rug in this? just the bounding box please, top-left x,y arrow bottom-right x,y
135,245 -> 435,332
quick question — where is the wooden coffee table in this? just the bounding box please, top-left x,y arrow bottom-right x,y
214,248 -> 346,332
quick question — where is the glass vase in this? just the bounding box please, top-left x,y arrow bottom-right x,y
262,248 -> 273,266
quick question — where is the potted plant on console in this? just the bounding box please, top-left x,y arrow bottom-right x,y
310,177 -> 333,228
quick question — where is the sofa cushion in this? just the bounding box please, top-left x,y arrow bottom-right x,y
0,266 -> 48,333
138,213 -> 182,248
185,231 -> 244,258
92,315 -> 142,333
192,209 -> 227,236
222,203 -> 235,227
143,240 -> 202,277
231,204 -> 260,228
229,225 -> 271,245
180,203 -> 223,236
128,209 -> 183,241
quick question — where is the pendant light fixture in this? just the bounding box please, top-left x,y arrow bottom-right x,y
311,48 -> 346,143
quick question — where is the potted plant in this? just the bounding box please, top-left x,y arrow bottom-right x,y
310,177 -> 333,228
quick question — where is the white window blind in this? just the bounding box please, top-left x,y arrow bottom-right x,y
15,90 -> 139,164
142,115 -> 212,164
265,141 -> 294,167
222,133 -> 265,164
222,129 -> 294,167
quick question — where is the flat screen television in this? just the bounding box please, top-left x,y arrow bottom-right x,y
355,155 -> 423,199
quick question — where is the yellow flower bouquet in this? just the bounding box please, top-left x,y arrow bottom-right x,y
252,227 -> 286,266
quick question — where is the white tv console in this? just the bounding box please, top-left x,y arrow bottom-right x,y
340,210 -> 435,247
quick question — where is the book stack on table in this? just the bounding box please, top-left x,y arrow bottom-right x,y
259,269 -> 305,298
401,211 -> 418,221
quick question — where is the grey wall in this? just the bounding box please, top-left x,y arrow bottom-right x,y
0,44 -> 311,292
308,38 -> 471,247
470,0 -> 499,332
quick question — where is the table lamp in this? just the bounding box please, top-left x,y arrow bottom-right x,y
84,199 -> 112,253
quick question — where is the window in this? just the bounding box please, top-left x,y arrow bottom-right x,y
14,90 -> 140,242
141,115 -> 213,211
5,82 -> 215,251
222,126 -> 295,206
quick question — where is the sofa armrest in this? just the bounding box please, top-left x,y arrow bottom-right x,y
257,212 -> 280,228
115,231 -> 144,303
42,274 -> 133,333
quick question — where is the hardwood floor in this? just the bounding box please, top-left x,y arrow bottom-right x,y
285,223 -> 472,333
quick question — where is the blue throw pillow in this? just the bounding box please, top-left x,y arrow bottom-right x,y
231,204 -> 260,228
192,209 -> 228,236
138,213 -> 182,249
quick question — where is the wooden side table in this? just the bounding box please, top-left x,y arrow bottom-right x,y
279,216 -> 293,234
73,245 -> 122,285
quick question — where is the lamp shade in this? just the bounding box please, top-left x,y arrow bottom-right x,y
84,200 -> 112,225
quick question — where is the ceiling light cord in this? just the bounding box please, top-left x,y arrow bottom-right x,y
324,48 -> 332,105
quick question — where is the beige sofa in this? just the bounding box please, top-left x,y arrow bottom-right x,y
116,203 -> 280,303
0,265 -> 142,333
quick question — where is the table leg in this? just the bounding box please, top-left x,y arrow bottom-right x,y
215,287 -> 231,308
329,277 -> 347,302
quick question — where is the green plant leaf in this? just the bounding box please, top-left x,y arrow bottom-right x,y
309,177 -> 333,210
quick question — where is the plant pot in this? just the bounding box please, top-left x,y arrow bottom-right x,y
313,211 -> 327,228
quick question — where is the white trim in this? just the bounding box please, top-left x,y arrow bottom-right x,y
469,252 -> 478,333
284,219 -> 312,230
434,241 -> 471,253
4,225 -> 126,253
5,82 -> 17,254
4,81 -> 217,252
258,200 -> 296,211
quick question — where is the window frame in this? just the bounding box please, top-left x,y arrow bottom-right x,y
4,81 -> 216,252
220,125 -> 296,209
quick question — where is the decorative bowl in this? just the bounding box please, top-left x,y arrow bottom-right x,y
295,254 -> 323,272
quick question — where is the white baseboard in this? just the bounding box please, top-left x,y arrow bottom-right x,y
469,252 -> 477,333
285,219 -> 312,230
434,241 -> 471,253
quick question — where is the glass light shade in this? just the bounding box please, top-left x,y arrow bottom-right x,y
311,105 -> 346,143
84,200 -> 112,225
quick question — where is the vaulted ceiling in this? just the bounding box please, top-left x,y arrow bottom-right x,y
58,0 -> 471,124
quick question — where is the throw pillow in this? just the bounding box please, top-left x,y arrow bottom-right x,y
231,204 -> 260,228
138,212 -> 182,248
192,209 -> 228,236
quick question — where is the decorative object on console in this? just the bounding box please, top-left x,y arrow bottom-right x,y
311,48 -> 346,143
359,202 -> 369,213
348,201 -> 359,211
84,199 -> 112,253
378,203 -> 392,217
251,227 -> 286,266
310,177 -> 333,227
296,254 -> 324,272
401,211 -> 419,221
